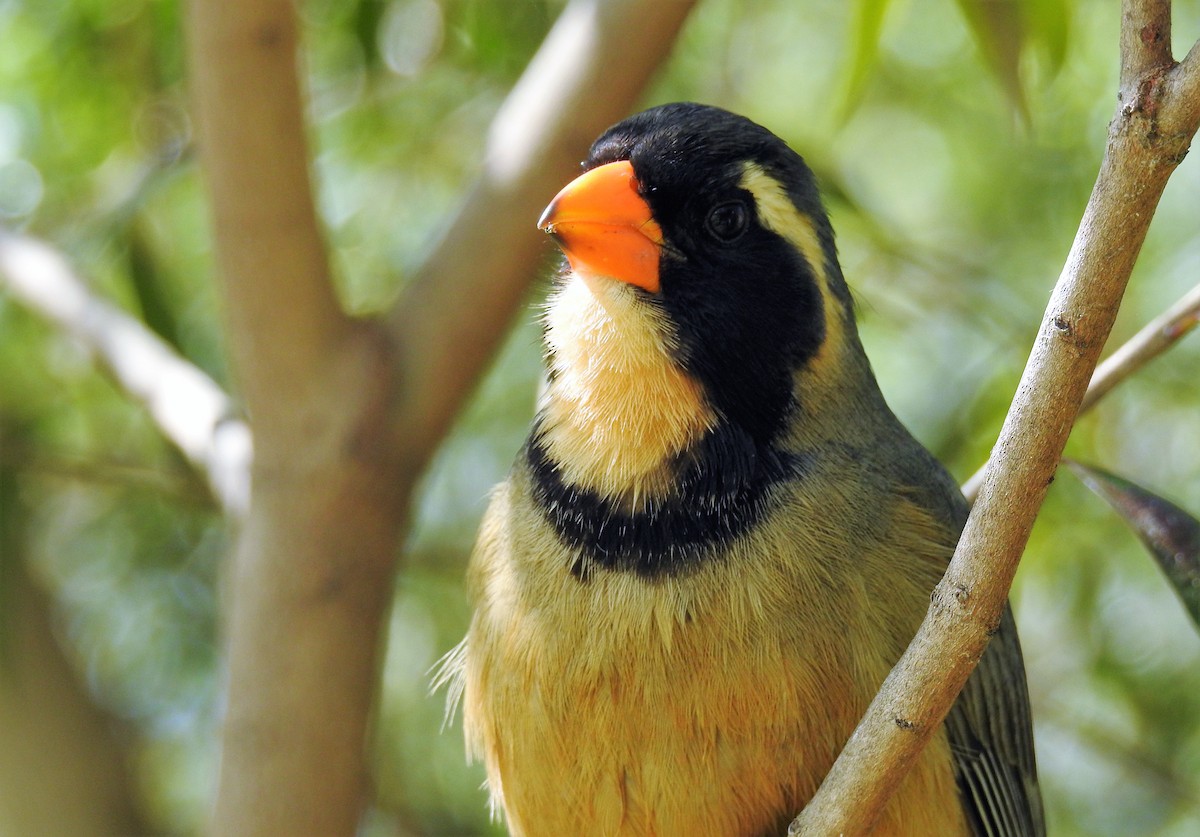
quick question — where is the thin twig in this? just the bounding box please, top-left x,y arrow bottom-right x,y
1,445 -> 212,506
793,0 -> 1200,832
1088,282 -> 1200,410
0,231 -> 250,516
962,280 -> 1200,501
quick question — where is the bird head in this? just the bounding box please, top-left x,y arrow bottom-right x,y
538,104 -> 864,451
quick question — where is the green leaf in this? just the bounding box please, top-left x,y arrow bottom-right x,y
354,0 -> 388,71
1022,0 -> 1070,77
838,0 -> 892,123
126,226 -> 183,354
1066,460 -> 1200,631
955,0 -> 1028,119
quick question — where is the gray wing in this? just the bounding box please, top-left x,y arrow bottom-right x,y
886,429 -> 1045,835
946,604 -> 1046,837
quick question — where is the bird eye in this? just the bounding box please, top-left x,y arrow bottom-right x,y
705,201 -> 749,243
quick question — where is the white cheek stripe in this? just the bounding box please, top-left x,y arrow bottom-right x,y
739,163 -> 829,290
739,163 -> 844,373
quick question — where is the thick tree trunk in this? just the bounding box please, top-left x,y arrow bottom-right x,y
188,0 -> 696,833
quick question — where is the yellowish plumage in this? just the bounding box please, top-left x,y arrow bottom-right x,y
446,272 -> 968,836
539,273 -> 715,501
443,103 -> 1041,836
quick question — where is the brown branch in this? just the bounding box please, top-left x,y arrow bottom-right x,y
188,0 -> 351,439
0,231 -> 249,516
792,1 -> 1200,833
961,280 -> 1200,501
387,0 -> 698,468
1168,29 -> 1200,124
1084,281 -> 1200,410
1121,0 -> 1173,81
187,2 -> 397,836
187,1 -> 695,834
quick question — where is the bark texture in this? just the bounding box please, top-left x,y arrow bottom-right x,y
792,1 -> 1200,833
186,1 -> 695,834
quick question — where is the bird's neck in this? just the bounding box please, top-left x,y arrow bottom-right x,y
528,272 -> 866,579
537,274 -> 717,502
528,274 -> 803,579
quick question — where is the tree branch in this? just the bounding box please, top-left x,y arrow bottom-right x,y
1120,0 -> 1173,82
187,0 -> 351,443
0,231 -> 249,516
187,2 -> 401,835
1168,28 -> 1200,124
1084,281 -> 1200,410
387,0 -> 697,468
792,2 -> 1200,832
187,1 -> 696,834
961,280 -> 1200,502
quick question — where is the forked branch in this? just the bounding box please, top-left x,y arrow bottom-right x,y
962,280 -> 1200,502
792,1 -> 1200,832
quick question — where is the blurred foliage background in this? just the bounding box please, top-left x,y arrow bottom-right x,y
1,0 -> 1198,834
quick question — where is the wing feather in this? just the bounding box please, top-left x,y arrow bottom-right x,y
946,604 -> 1045,836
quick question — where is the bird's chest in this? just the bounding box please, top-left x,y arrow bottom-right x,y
461,482 -> 968,836
464,537 -> 876,836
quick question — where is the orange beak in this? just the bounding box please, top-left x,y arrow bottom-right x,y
537,160 -> 664,294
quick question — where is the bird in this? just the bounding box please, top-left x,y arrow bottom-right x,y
440,102 -> 1044,836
